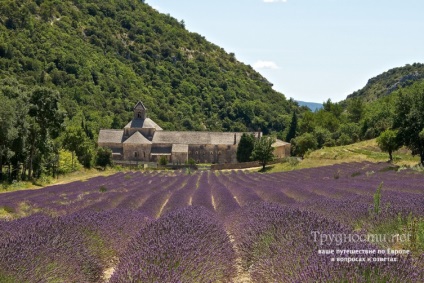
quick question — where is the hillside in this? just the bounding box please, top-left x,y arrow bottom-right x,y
346,63 -> 424,102
0,0 -> 297,136
270,139 -> 419,173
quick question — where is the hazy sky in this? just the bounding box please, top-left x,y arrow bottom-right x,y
145,0 -> 424,103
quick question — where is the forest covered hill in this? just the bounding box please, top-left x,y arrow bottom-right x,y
2,0 -> 423,180
0,0 -> 298,136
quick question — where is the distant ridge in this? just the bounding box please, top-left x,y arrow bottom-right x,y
296,101 -> 323,111
346,63 -> 424,102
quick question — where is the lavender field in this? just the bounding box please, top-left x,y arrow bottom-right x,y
1,162 -> 424,282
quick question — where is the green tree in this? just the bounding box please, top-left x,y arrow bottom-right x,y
314,110 -> 340,133
59,149 -> 82,174
26,87 -> 64,179
1,80 -> 29,181
159,156 -> 168,166
376,129 -> 401,162
394,84 -> 424,165
0,94 -> 18,180
338,123 -> 361,144
291,133 -> 318,157
62,125 -> 94,169
251,136 -> 275,170
323,98 -> 343,118
347,98 -> 364,123
313,127 -> 331,148
62,126 -> 82,170
298,111 -> 315,134
95,147 -> 113,169
285,111 -> 297,142
236,133 -> 255,162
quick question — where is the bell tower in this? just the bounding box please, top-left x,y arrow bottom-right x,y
134,101 -> 147,119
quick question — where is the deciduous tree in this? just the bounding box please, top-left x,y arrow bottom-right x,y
376,129 -> 401,162
291,133 -> 318,157
251,136 -> 275,170
393,84 -> 424,165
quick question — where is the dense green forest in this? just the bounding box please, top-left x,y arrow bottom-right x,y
0,0 -> 299,133
0,0 -> 300,180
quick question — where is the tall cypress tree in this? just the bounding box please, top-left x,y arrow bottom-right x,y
236,133 -> 255,162
286,111 -> 297,143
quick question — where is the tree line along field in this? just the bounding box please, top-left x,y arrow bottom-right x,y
1,162 -> 424,282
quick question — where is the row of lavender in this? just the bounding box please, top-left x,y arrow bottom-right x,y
1,162 -> 423,281
1,162 -> 424,221
2,204 -> 423,282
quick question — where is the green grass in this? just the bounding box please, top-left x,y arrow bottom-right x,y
0,272 -> 19,283
267,139 -> 420,173
0,168 -> 122,194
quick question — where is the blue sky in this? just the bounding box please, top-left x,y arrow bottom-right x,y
145,0 -> 424,103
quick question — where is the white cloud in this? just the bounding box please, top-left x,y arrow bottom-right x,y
253,60 -> 280,70
263,0 -> 287,3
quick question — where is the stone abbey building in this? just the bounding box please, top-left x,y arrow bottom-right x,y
98,101 -> 290,164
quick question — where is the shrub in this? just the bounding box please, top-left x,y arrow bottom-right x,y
58,149 -> 83,174
95,147 -> 113,169
159,156 -> 168,166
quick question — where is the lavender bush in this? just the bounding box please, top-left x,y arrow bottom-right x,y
110,206 -> 236,282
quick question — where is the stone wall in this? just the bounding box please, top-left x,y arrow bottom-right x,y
123,143 -> 151,161
187,144 -> 237,164
273,144 -> 290,159
211,161 -> 260,170
172,152 -> 188,164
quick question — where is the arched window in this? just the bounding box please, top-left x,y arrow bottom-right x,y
134,152 -> 139,158
210,151 -> 213,155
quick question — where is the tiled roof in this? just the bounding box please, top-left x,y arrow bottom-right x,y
124,118 -> 163,130
152,131 -> 253,145
123,131 -> 152,144
98,130 -> 124,144
272,139 -> 290,147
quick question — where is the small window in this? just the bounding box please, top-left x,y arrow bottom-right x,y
195,151 -> 198,155
210,151 -> 213,155
218,151 -> 221,155
134,152 -> 139,157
